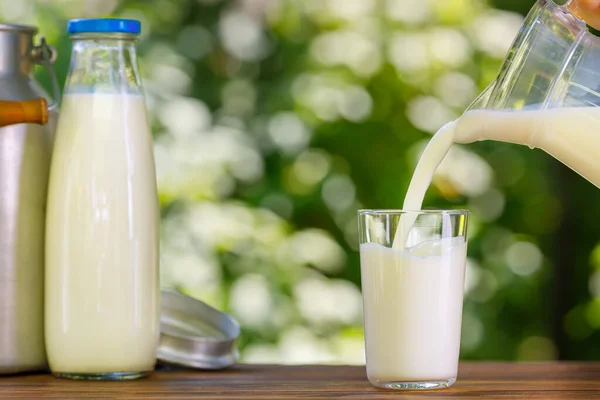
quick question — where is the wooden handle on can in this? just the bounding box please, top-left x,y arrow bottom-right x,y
0,98 -> 49,127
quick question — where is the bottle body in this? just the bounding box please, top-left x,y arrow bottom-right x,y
45,24 -> 160,379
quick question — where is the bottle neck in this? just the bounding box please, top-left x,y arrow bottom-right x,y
65,33 -> 142,95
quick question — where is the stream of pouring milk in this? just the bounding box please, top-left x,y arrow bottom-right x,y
393,106 -> 600,248
391,120 -> 457,249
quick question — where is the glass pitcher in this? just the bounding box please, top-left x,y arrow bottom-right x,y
467,0 -> 594,113
45,18 -> 160,380
454,0 -> 600,188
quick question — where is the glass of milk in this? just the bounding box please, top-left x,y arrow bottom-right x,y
45,19 -> 160,380
358,210 -> 469,390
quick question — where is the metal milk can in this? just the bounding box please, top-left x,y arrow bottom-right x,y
0,23 -> 59,374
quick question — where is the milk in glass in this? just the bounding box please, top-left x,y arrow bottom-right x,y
360,238 -> 467,385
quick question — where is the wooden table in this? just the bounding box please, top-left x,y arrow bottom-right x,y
1,363 -> 600,399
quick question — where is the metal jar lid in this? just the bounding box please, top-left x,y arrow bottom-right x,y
158,290 -> 240,369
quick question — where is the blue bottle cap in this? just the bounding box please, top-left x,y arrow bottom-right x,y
67,19 -> 141,35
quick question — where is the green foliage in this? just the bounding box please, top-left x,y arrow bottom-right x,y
5,0 -> 600,362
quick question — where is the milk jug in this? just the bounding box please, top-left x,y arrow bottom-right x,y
45,19 -> 160,380
398,0 -> 600,244
454,0 -> 600,188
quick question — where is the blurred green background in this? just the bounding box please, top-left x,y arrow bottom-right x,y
5,0 -> 600,363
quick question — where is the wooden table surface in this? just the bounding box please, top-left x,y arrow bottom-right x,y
1,362 -> 600,399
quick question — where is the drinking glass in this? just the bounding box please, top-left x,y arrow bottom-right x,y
358,210 -> 469,390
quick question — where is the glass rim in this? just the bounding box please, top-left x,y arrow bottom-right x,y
358,209 -> 470,216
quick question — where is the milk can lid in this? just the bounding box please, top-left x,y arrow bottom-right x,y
158,290 -> 240,370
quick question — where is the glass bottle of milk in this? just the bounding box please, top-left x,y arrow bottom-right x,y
45,19 -> 160,380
